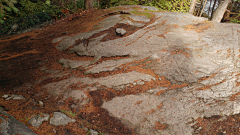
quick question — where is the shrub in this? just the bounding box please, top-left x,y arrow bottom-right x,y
0,0 -> 19,24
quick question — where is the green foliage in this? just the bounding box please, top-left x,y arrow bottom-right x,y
0,11 -> 51,35
0,0 -> 19,24
109,0 -> 139,6
60,0 -> 85,13
103,0 -> 190,12
18,0 -> 59,16
230,18 -> 240,23
61,110 -> 76,118
230,11 -> 240,23
45,0 -> 51,6
140,0 -> 190,12
130,10 -> 154,18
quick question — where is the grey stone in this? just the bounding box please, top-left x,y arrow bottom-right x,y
7,24 -> 18,35
39,101 -> 44,106
116,28 -> 126,36
90,129 -> 99,135
5,95 -> 25,100
53,129 -> 57,134
28,113 -> 50,127
2,95 -> 8,98
128,15 -> 150,22
0,107 -> 4,113
82,127 -> 88,131
50,112 -> 76,126
0,111 -> 37,135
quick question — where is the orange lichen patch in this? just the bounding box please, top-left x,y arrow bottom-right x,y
185,22 -> 213,33
163,31 -> 170,35
146,36 -> 152,39
195,71 -> 199,73
169,83 -> 189,89
182,52 -> 190,57
155,122 -> 168,130
198,73 -> 217,83
181,43 -> 190,47
227,48 -> 231,53
145,109 -> 156,114
230,92 -> 240,101
195,48 -> 202,51
157,34 -> 166,38
181,15 -> 190,20
161,49 -> 168,52
0,50 -> 40,61
217,50 -> 221,53
157,103 -> 163,110
237,82 -> 240,87
226,53 -> 231,58
159,76 -> 171,87
197,79 -> 226,90
0,113 -> 9,119
167,24 -> 179,28
174,17 -> 185,23
156,90 -> 166,96
170,49 -> 190,58
134,101 -> 143,105
171,49 -> 183,55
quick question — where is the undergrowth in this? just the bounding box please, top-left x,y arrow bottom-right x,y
0,0 -> 85,37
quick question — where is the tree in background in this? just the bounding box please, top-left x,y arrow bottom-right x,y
85,0 -> 94,9
189,0 -> 197,14
0,0 -> 19,24
211,0 -> 231,22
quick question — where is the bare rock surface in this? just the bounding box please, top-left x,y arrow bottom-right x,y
44,71 -> 155,91
19,5 -> 240,135
128,15 -> 151,22
119,19 -> 145,27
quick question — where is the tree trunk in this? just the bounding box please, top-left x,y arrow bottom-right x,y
211,0 -> 231,22
208,0 -> 212,16
200,0 -> 207,17
189,0 -> 197,14
85,0 -> 94,10
210,0 -> 218,19
197,0 -> 203,16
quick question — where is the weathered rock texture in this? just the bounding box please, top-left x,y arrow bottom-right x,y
45,5 -> 240,135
